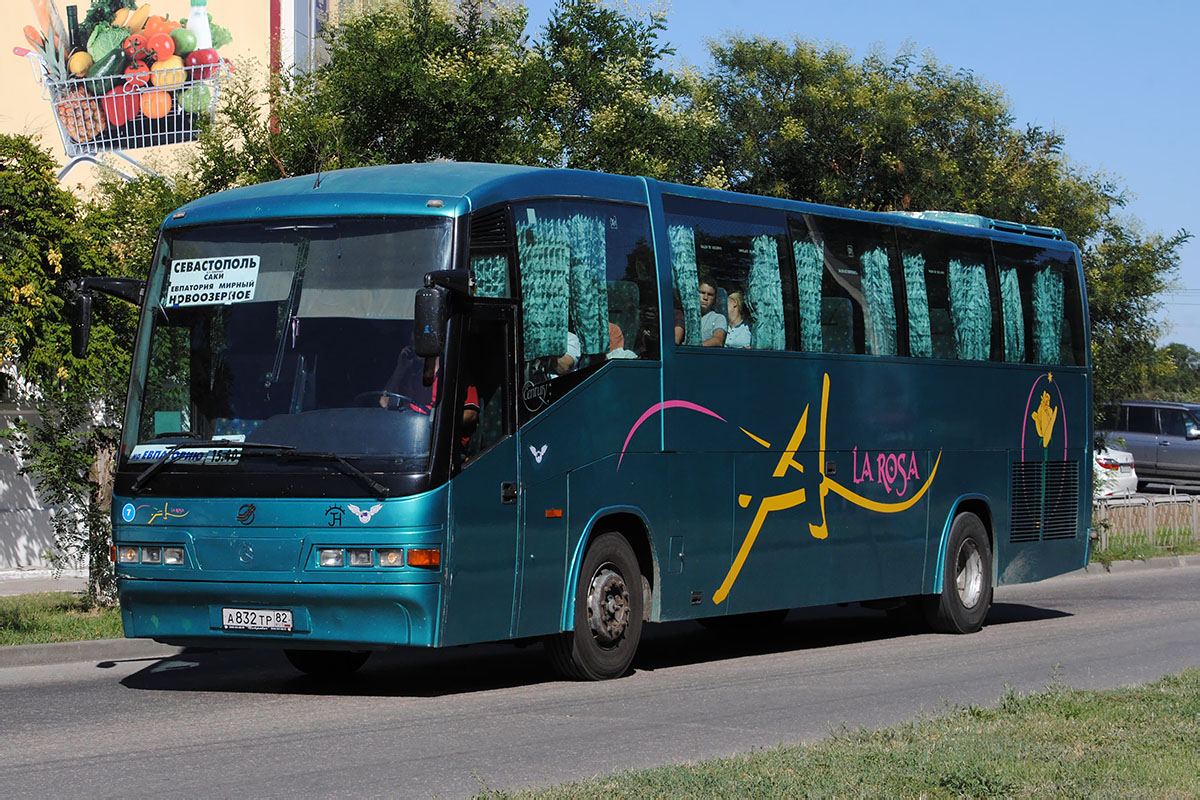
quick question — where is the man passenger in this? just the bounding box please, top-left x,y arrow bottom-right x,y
699,277 -> 728,347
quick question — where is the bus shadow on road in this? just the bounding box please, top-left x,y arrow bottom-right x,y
117,601 -> 1071,697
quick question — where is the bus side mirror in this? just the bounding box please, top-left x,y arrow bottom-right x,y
413,286 -> 448,358
71,292 -> 94,359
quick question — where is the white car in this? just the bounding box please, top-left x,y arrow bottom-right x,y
1095,446 -> 1137,497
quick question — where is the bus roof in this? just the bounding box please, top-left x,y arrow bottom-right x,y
164,162 -> 1070,245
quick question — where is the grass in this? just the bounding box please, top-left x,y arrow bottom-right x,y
1090,531 -> 1200,567
483,669 -> 1200,799
0,592 -> 123,647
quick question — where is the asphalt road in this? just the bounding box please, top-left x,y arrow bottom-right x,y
2,563 -> 1197,799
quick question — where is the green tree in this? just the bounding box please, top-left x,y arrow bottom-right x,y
702,36 -> 1190,430
0,135 -> 133,603
527,0 -> 719,183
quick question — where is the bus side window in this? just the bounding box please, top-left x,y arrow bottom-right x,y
898,229 -> 996,361
794,215 -> 902,357
993,242 -> 1084,365
664,195 -> 789,351
510,200 -> 659,419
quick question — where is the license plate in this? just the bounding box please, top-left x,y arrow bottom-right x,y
1119,465 -> 1132,473
222,607 -> 293,631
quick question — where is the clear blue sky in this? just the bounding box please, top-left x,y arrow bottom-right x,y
521,0 -> 1199,349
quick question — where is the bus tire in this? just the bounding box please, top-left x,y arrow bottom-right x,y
284,649 -> 371,678
545,531 -> 644,680
924,512 -> 992,634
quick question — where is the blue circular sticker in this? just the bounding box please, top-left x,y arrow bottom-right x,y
122,503 -> 136,522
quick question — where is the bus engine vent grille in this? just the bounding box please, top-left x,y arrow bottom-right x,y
1010,460 -> 1079,542
470,207 -> 509,248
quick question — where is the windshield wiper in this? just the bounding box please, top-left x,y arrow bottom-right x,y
272,451 -> 391,499
130,440 -> 390,499
131,440 -> 295,494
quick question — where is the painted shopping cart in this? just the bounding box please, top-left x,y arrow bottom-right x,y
16,45 -> 225,182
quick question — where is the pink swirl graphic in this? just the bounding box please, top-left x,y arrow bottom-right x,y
618,400 -> 727,470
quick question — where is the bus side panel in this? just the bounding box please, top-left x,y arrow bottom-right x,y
513,363 -> 662,638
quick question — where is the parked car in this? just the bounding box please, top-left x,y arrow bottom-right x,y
1098,400 -> 1200,489
1094,446 -> 1137,497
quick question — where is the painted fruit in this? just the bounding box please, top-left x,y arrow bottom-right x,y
169,28 -> 197,56
151,56 -> 186,90
185,48 -> 220,79
177,83 -> 213,113
140,89 -> 172,119
147,32 -> 175,62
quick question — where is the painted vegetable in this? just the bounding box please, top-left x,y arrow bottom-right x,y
177,83 -> 213,113
123,60 -> 151,88
122,33 -> 149,61
101,84 -> 139,127
147,32 -> 175,61
86,22 -> 129,61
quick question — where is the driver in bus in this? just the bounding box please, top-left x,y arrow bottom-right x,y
379,349 -> 479,450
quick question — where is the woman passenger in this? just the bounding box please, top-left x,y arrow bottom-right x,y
726,291 -> 752,348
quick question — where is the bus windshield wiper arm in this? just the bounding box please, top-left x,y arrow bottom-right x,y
274,451 -> 391,499
131,440 -> 295,494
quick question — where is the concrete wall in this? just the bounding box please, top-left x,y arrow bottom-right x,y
0,411 -> 57,569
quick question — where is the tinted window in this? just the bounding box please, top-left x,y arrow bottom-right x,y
664,195 -> 791,351
510,199 -> 659,419
897,229 -> 997,361
791,215 -> 901,356
1125,406 -> 1157,434
993,241 -> 1085,366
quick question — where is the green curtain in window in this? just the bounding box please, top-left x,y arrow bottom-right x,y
948,259 -> 991,360
748,235 -> 785,350
567,214 -> 609,356
861,247 -> 896,356
902,253 -> 932,358
999,267 -> 1024,362
516,218 -> 570,360
669,225 -> 701,346
1032,267 -> 1063,364
793,239 -> 822,352
471,253 -> 509,299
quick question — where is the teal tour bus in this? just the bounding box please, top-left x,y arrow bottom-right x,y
71,162 -> 1091,680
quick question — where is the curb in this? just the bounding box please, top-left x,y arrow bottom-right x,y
1062,554 -> 1197,579
0,638 -> 183,669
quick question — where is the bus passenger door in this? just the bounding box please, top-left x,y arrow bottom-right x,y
443,309 -> 520,646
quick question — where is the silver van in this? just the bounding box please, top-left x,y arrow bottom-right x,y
1100,401 -> 1200,489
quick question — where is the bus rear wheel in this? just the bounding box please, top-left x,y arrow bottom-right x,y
546,531 -> 644,681
284,649 -> 371,678
924,512 -> 992,633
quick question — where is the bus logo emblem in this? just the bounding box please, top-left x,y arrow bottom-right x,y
236,504 -> 256,525
238,542 -> 254,563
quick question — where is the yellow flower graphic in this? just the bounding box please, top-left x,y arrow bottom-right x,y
1032,390 -> 1058,449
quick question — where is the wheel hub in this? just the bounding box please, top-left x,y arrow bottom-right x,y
586,565 -> 630,646
955,539 -> 984,609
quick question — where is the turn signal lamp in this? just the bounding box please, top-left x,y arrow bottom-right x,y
407,548 -> 441,568
347,548 -> 373,567
118,546 -> 139,564
1096,456 -> 1120,470
379,549 -> 403,567
163,547 -> 185,565
319,548 -> 344,567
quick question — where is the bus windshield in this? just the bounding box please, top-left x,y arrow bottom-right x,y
124,216 -> 453,472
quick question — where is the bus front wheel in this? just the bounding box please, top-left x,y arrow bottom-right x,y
546,532 -> 644,680
284,649 -> 371,678
924,512 -> 993,634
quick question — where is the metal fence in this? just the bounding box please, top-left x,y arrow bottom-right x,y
1092,493 -> 1200,551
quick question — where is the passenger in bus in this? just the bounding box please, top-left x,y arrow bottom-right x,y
726,291 -> 752,348
552,330 -> 582,375
699,277 -> 728,347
